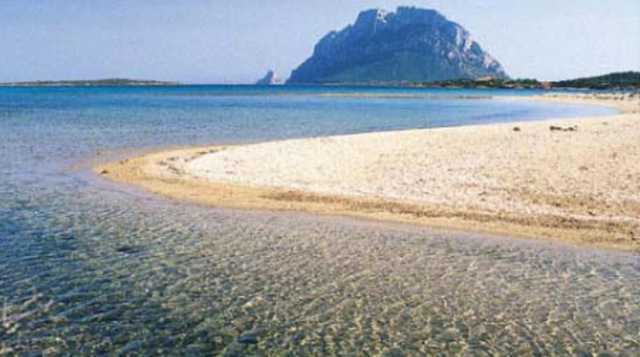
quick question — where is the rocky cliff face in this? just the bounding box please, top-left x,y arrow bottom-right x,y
255,70 -> 281,85
287,7 -> 508,84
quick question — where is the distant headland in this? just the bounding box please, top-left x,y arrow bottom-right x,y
279,6 -> 639,90
0,78 -> 181,87
287,7 -> 508,84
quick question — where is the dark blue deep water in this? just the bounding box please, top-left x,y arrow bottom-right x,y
1,86 -> 637,355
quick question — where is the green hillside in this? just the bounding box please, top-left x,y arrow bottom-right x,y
552,71 -> 640,89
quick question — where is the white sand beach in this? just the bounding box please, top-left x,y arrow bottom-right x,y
98,93 -> 640,251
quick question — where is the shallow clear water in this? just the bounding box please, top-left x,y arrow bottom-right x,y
1,85 -> 638,355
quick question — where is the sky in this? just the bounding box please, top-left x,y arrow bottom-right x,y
1,0 -> 639,83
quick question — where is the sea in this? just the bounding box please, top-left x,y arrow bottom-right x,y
1,85 -> 638,355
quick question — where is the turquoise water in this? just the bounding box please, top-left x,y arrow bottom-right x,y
1,85 -> 638,355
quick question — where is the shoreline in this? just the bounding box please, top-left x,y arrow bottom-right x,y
96,93 -> 640,252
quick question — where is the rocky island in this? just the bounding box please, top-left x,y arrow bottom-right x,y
255,70 -> 282,85
287,7 -> 508,84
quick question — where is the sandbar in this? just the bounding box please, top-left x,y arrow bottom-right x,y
97,93 -> 640,251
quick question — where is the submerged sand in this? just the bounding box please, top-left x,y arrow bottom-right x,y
98,93 -> 640,251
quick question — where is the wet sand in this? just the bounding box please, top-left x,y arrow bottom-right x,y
97,93 -> 640,252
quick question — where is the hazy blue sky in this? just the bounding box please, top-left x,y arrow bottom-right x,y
2,0 -> 639,83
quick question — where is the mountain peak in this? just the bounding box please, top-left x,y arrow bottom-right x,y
287,7 -> 508,84
395,6 -> 443,22
354,8 -> 390,26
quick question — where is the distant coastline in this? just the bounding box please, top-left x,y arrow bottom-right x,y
301,71 -> 640,91
0,78 -> 181,87
3,72 -> 639,91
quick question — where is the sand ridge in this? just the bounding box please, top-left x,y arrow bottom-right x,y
97,93 -> 640,252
